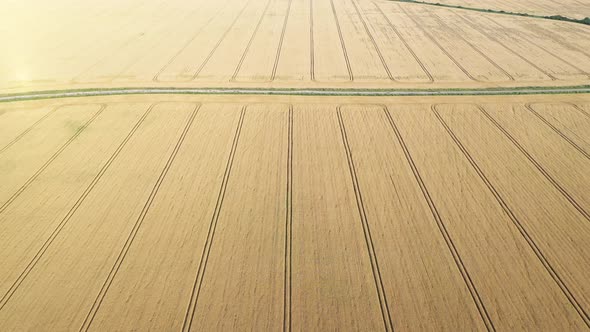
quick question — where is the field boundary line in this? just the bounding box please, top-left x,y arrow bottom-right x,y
2,86 -> 590,102
80,103 -> 201,331
526,103 -> 590,159
476,105 -> 590,222
397,4 -> 479,82
0,105 -> 60,155
451,12 -> 557,81
283,105 -> 293,332
1,87 -> 589,101
337,106 -> 394,331
433,104 -> 590,327
182,106 -> 246,332
383,105 -> 495,331
0,104 -> 106,215
0,102 -> 156,311
371,2 -> 434,83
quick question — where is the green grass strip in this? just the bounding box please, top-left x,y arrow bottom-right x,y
1,85 -> 590,103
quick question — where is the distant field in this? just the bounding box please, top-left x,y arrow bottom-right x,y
0,93 -> 589,330
418,0 -> 590,20
1,0 -> 590,92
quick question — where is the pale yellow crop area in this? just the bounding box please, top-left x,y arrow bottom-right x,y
0,93 -> 590,330
1,0 -> 590,331
1,0 -> 590,92
428,0 -> 590,20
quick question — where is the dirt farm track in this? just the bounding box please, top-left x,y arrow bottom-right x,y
1,0 -> 590,331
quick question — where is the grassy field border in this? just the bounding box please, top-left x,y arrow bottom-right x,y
2,85 -> 590,103
387,0 -> 590,26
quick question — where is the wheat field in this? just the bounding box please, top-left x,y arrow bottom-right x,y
427,0 -> 590,20
1,0 -> 590,330
0,93 -> 589,330
2,0 -> 590,92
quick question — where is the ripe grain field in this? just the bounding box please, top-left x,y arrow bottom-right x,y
2,0 -> 590,92
1,0 -> 590,330
411,0 -> 590,20
0,93 -> 590,330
